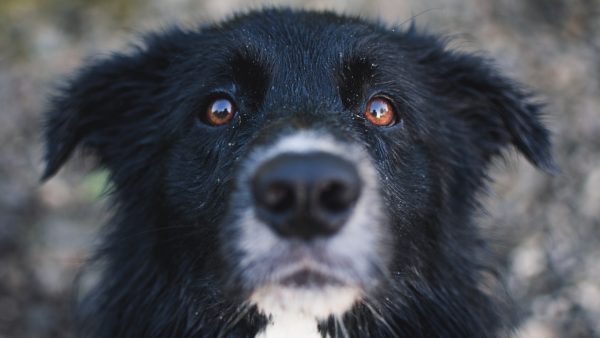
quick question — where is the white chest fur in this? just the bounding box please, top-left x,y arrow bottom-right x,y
256,313 -> 326,338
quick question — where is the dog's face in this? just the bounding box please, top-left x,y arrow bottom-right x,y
43,9 -> 554,335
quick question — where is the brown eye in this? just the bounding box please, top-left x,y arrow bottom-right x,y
206,98 -> 236,126
364,97 -> 396,126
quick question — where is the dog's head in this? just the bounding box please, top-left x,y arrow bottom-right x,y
43,9 -> 554,333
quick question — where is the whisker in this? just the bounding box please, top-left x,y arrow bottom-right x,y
363,298 -> 397,337
217,302 -> 252,338
336,315 -> 350,338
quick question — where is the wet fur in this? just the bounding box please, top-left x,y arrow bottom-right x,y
43,9 -> 554,338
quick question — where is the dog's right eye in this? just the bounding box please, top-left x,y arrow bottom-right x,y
364,97 -> 396,127
204,98 -> 236,126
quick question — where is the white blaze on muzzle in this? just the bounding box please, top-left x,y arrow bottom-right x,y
230,130 -> 388,323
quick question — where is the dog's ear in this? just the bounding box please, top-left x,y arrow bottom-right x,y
42,32 -> 184,181
430,49 -> 558,174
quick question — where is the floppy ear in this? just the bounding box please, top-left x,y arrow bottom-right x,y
433,50 -> 557,174
42,32 -> 184,181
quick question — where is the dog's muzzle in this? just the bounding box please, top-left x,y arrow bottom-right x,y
230,131 -> 387,319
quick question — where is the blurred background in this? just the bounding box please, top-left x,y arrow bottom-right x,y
0,0 -> 598,337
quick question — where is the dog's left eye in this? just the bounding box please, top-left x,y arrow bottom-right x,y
364,97 -> 396,127
205,98 -> 236,126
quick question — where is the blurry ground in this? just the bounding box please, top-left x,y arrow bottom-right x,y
0,0 -> 599,337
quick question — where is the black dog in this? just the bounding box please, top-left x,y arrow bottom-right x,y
43,8 -> 555,338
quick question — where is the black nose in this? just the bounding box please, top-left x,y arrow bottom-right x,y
251,152 -> 362,240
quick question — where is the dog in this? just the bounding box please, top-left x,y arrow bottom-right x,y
42,8 -> 555,338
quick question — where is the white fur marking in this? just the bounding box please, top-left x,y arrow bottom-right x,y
251,286 -> 360,319
256,312 -> 323,338
233,131 -> 388,337
238,131 -> 384,279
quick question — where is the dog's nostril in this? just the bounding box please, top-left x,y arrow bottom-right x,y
263,182 -> 295,212
251,152 -> 362,240
318,181 -> 358,213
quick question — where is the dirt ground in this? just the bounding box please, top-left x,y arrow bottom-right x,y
0,0 -> 599,337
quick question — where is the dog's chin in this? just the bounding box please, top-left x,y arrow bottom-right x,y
250,283 -> 361,320
246,258 -> 364,320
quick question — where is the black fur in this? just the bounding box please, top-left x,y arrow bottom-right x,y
43,9 -> 555,338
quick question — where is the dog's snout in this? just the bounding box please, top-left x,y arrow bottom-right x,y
252,152 -> 362,240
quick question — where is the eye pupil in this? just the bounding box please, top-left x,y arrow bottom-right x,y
365,97 -> 396,126
370,101 -> 389,118
211,100 -> 232,117
206,98 -> 236,125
